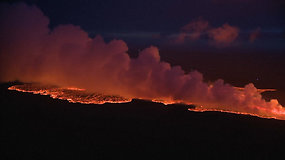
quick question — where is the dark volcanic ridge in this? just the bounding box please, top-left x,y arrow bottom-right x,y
2,82 -> 285,159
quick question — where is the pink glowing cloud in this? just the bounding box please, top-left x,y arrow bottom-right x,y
173,18 -> 209,44
181,17 -> 209,40
173,19 -> 239,47
208,23 -> 239,47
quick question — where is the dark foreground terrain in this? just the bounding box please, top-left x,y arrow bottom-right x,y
1,83 -> 285,160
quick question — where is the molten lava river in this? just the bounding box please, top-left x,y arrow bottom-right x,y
8,84 -> 131,104
8,84 -> 285,120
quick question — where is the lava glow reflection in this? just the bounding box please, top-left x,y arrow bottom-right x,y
8,84 -> 285,120
8,84 -> 131,104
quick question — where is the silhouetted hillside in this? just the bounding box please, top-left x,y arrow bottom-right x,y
1,83 -> 285,159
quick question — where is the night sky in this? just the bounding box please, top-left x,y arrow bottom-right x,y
4,0 -> 285,50
20,0 -> 285,31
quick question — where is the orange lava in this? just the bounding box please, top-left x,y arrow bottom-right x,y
151,99 -> 191,105
188,108 -> 281,120
233,87 -> 277,93
8,84 -> 185,105
8,84 -> 131,104
8,84 -> 285,121
188,101 -> 285,120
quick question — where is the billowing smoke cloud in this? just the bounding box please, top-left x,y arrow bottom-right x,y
1,3 -> 285,119
249,27 -> 261,43
208,23 -> 239,47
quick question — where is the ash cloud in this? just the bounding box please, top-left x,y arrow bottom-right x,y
1,3 -> 284,119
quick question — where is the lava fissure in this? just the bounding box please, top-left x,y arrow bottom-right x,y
8,84 -> 285,120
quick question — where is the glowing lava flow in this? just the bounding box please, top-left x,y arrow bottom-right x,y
188,100 -> 285,120
188,107 -> 282,120
233,87 -> 276,93
8,84 -> 131,104
8,84 -> 285,120
8,84 -> 185,105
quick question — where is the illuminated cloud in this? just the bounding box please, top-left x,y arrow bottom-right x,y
173,19 -> 239,47
172,18 -> 209,44
181,17 -> 209,40
1,3 -> 284,119
208,23 -> 239,47
173,33 -> 187,44
249,27 -> 261,43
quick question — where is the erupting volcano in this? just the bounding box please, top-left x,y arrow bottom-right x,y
2,1 -> 285,159
8,83 -> 285,120
1,3 -> 285,121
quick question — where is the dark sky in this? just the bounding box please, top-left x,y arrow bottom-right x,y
0,0 -> 281,34
10,0 -> 284,32
17,0 -> 283,51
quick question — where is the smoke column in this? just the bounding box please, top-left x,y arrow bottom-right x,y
1,3 -> 285,119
